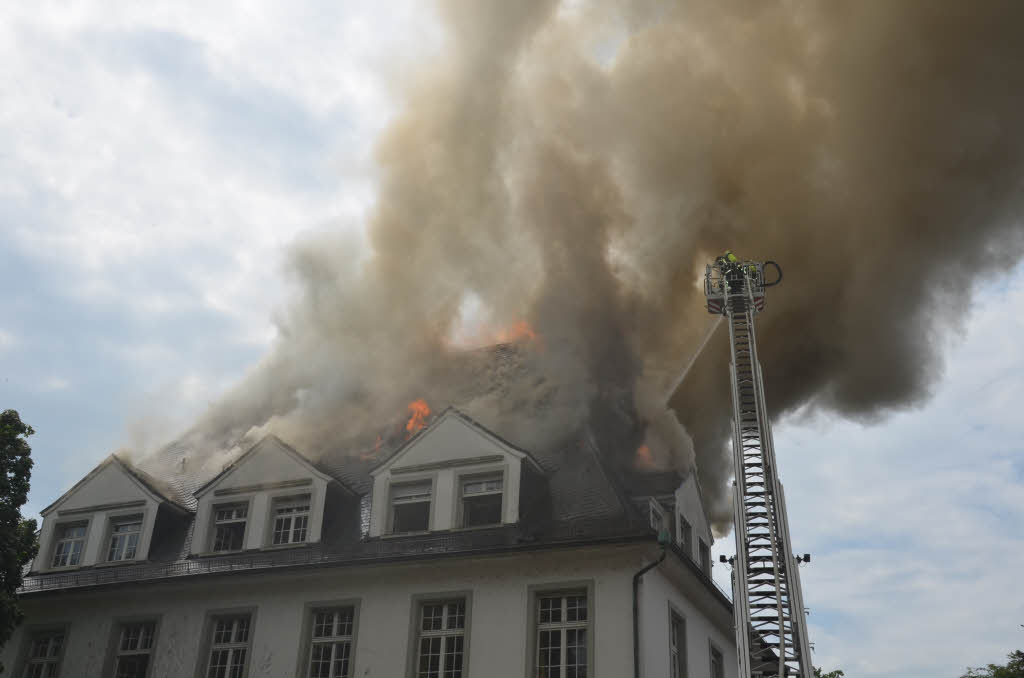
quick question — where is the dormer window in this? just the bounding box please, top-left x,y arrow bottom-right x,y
106,516 -> 142,561
649,501 -> 665,535
390,481 -> 432,533
460,475 -> 503,528
678,515 -> 693,557
51,522 -> 87,568
212,504 -> 248,552
271,496 -> 311,545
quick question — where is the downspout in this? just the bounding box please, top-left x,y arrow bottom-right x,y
632,545 -> 667,678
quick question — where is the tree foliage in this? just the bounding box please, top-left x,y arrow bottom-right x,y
814,667 -> 845,678
961,651 -> 1024,678
0,409 -> 38,660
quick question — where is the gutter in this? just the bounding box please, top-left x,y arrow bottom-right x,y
632,544 -> 667,678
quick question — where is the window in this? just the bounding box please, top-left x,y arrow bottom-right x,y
415,599 -> 465,678
460,475 -> 502,528
271,496 -> 310,546
51,523 -> 86,568
710,645 -> 724,678
678,516 -> 693,558
22,628 -> 66,678
390,482 -> 431,533
669,612 -> 686,678
535,591 -> 588,678
204,614 -> 251,678
112,621 -> 156,678
107,517 -> 142,562
698,539 -> 711,575
307,607 -> 354,678
649,501 -> 664,535
211,504 -> 248,553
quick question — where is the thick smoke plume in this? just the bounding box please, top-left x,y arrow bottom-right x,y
176,0 -> 1024,530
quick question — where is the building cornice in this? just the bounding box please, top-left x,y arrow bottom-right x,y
19,527 -> 662,598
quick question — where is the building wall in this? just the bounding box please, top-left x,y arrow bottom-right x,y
639,566 -> 737,678
2,543 -> 735,678
675,475 -> 714,563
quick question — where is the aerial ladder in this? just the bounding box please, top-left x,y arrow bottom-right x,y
705,256 -> 813,678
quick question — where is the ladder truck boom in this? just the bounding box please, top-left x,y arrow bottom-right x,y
705,257 -> 812,678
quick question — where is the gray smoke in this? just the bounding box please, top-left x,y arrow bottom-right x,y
175,0 -> 1024,531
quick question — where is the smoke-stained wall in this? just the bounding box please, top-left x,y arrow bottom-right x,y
168,0 -> 1024,530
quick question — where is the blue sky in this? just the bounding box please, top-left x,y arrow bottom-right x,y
1,3 -> 1022,677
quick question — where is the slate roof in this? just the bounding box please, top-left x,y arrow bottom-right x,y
132,343 -> 671,526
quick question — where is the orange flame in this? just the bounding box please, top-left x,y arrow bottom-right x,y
635,445 -> 655,470
494,320 -> 537,344
405,398 -> 431,437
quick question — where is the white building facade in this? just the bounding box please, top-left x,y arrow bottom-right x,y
3,408 -> 736,678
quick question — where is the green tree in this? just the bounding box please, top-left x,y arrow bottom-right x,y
814,668 -> 845,678
961,650 -> 1024,678
0,410 -> 38,670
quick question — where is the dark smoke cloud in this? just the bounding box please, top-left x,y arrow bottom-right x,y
174,0 -> 1024,531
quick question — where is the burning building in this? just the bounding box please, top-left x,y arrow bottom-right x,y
8,0 -> 1024,675
5,343 -> 735,678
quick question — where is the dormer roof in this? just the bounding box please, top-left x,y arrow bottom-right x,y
368,407 -> 546,477
40,454 -> 190,517
193,434 -> 356,499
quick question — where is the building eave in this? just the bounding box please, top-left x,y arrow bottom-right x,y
18,528 -> 659,598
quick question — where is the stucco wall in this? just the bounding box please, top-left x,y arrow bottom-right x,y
675,475 -> 714,561
1,544 -> 735,678
638,565 -> 738,678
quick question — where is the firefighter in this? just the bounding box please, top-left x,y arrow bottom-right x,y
716,250 -> 739,270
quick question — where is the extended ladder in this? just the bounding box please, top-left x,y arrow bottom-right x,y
705,261 -> 813,678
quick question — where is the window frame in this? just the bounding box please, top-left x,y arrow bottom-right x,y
16,623 -> 70,678
104,512 -> 145,563
208,500 -> 252,554
524,581 -> 594,678
678,515 -> 693,559
709,641 -> 725,678
266,493 -> 312,548
406,591 -> 472,678
49,520 -> 90,570
648,499 -> 666,536
698,538 -> 711,576
455,469 -> 506,529
295,598 -> 361,678
668,605 -> 687,678
193,607 -> 257,678
387,477 -> 434,535
102,615 -> 162,678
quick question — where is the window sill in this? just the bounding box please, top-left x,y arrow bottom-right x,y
261,542 -> 311,551
43,564 -> 86,572
381,530 -> 432,539
94,558 -> 146,568
379,523 -> 512,539
196,549 -> 250,558
450,523 -> 505,532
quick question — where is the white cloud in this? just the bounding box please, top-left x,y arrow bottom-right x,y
40,377 -> 71,392
0,329 -> 15,351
